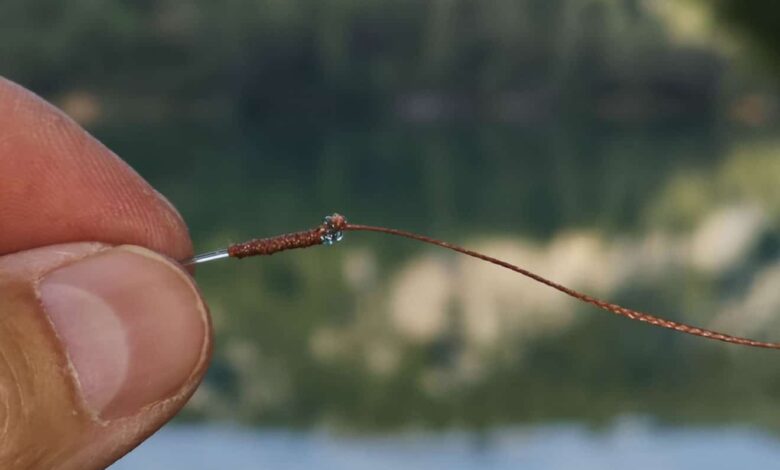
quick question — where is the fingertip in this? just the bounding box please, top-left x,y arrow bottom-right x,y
0,77 -> 193,261
0,243 -> 211,469
40,245 -> 209,420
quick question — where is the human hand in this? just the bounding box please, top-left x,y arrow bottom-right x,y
0,78 -> 212,469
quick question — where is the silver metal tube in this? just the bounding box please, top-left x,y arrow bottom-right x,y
183,248 -> 230,266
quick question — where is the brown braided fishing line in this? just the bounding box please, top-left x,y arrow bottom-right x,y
217,213 -> 780,351
228,230 -> 324,258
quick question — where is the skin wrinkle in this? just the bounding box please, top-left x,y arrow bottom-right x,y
0,324 -> 28,429
0,388 -> 10,449
109,246 -> 213,411
24,246 -> 110,423
0,78 -> 208,467
34,118 -> 159,246
8,153 -> 187,257
61,300 -> 212,469
29,246 -> 211,469
32,302 -> 92,422
0,132 -> 22,148
0,80 -> 193,261
54,125 -> 166,245
119,170 -> 189,253
0,280 -> 81,467
153,188 -> 189,231
29,246 -> 211,427
0,256 -> 204,469
1,79 -> 27,117
0,250 -> 89,465
0,348 -> 19,447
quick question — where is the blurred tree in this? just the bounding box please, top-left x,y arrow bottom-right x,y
714,0 -> 780,68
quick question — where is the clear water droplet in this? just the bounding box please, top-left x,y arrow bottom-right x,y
321,230 -> 343,246
321,214 -> 345,246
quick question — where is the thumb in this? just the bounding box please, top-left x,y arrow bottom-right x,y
0,243 -> 211,469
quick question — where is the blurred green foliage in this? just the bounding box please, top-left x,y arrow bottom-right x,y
0,0 -> 733,124
713,0 -> 780,69
3,0 -> 780,432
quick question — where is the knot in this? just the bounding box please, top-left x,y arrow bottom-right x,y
321,213 -> 347,246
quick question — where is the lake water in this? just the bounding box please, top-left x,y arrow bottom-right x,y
113,418 -> 780,469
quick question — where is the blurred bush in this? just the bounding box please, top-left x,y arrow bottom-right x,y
4,0 -> 780,432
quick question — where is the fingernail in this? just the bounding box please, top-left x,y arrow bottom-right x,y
39,246 -> 207,420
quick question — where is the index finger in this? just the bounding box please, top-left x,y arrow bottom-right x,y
0,77 -> 192,261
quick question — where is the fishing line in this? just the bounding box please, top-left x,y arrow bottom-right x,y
184,213 -> 780,350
